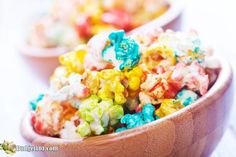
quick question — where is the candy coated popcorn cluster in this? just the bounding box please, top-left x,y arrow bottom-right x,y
30,29 -> 220,138
28,0 -> 169,49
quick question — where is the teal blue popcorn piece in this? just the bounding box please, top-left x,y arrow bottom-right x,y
194,47 -> 200,53
115,127 -> 127,133
155,115 -> 160,120
29,94 -> 44,111
121,113 -> 143,129
177,89 -> 198,106
116,104 -> 156,132
102,30 -> 140,70
142,103 -> 155,123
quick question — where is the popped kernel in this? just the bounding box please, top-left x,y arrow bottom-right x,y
155,99 -> 184,117
139,72 -> 181,105
32,96 -> 77,136
97,69 -> 127,105
102,30 -> 140,70
77,95 -> 124,137
177,89 -> 198,106
124,67 -> 143,91
59,45 -> 87,75
171,60 -> 209,95
116,103 -> 155,132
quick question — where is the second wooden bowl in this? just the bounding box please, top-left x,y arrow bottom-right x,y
18,0 -> 185,83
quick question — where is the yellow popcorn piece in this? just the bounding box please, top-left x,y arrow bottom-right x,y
155,99 -> 184,117
82,70 -> 100,94
148,44 -> 176,65
141,44 -> 176,72
124,67 -> 143,92
59,45 -> 87,75
97,69 -> 126,105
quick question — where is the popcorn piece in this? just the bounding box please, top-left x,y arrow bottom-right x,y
59,45 -> 87,75
116,103 -> 155,132
171,61 -> 209,95
139,72 -> 181,105
157,30 -> 206,64
102,30 -> 140,70
77,95 -> 124,137
60,121 -> 81,139
32,96 -> 77,136
82,70 -> 100,94
124,67 -> 143,92
155,99 -> 184,117
49,73 -> 90,102
97,69 -> 126,105
177,89 -> 198,106
84,32 -> 113,71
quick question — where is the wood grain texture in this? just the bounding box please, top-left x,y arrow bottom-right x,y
20,58 -> 233,157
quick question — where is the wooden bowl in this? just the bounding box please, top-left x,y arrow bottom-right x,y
21,57 -> 233,157
18,0 -> 185,83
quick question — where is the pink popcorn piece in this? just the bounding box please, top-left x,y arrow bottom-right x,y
171,60 -> 209,95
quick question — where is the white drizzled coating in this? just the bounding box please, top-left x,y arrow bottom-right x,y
172,61 -> 209,95
131,27 -> 163,52
157,30 -> 204,56
84,33 -> 111,70
49,73 -> 89,102
60,121 -> 81,139
102,46 -> 123,70
34,96 -> 64,136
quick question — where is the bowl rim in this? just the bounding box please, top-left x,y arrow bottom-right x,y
21,56 -> 233,144
18,0 -> 185,59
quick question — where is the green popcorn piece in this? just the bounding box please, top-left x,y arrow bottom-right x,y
90,121 -> 104,135
110,119 -> 119,126
80,95 -> 100,109
109,105 -> 124,121
78,95 -> 124,137
101,112 -> 109,128
76,122 -> 91,137
93,107 -> 104,119
85,111 -> 94,122
99,99 -> 113,110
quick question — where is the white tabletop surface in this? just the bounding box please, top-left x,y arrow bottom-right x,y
0,0 -> 236,156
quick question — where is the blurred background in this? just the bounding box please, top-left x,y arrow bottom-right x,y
0,0 -> 236,156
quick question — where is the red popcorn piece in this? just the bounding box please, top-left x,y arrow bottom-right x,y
75,16 -> 92,39
81,87 -> 90,98
102,10 -> 133,31
164,80 -> 182,98
135,105 -> 142,113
